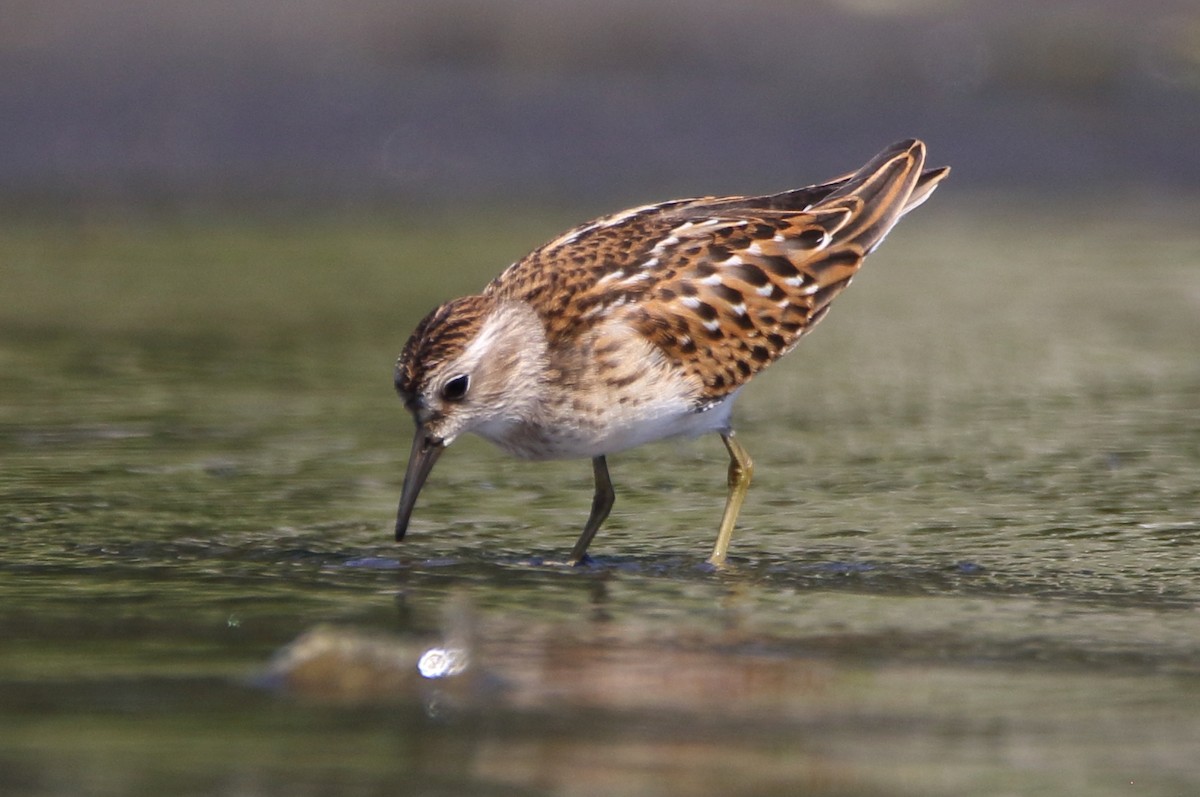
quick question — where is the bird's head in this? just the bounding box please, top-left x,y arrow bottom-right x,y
392,294 -> 545,540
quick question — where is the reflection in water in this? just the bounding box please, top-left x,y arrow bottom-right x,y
261,588 -> 1200,797
2,205 -> 1200,795
263,601 -> 850,794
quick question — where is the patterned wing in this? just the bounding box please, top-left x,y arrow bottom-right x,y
485,180 -> 857,342
618,140 -> 946,403
488,139 -> 947,404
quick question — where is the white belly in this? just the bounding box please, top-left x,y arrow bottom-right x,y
475,391 -> 737,460
468,316 -> 739,461
563,390 -> 739,459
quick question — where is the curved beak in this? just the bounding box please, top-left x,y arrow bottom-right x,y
395,426 -> 445,541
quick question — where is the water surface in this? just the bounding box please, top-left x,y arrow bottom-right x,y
2,200 -> 1199,795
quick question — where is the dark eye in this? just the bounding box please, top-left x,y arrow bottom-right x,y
440,374 -> 470,402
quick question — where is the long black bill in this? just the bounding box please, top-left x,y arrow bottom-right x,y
395,426 -> 445,541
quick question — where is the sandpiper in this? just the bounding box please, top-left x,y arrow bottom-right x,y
393,139 -> 949,566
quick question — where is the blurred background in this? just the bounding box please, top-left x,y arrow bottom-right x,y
4,4 -> 1200,796
4,0 -> 1199,213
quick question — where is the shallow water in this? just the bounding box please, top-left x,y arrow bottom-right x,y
2,199 -> 1199,796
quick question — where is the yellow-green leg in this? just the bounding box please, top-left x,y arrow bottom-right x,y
708,432 -> 753,567
568,455 -> 614,565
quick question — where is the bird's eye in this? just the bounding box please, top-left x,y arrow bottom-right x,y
440,374 -> 470,402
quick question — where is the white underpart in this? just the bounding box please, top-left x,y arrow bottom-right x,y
570,387 -> 740,460
537,317 -> 743,457
476,314 -> 739,459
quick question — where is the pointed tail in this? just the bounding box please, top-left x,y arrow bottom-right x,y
819,139 -> 949,254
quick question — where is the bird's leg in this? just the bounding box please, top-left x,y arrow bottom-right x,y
708,432 -> 754,567
568,455 -> 615,566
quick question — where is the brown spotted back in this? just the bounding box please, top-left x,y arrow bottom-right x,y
488,139 -> 947,405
